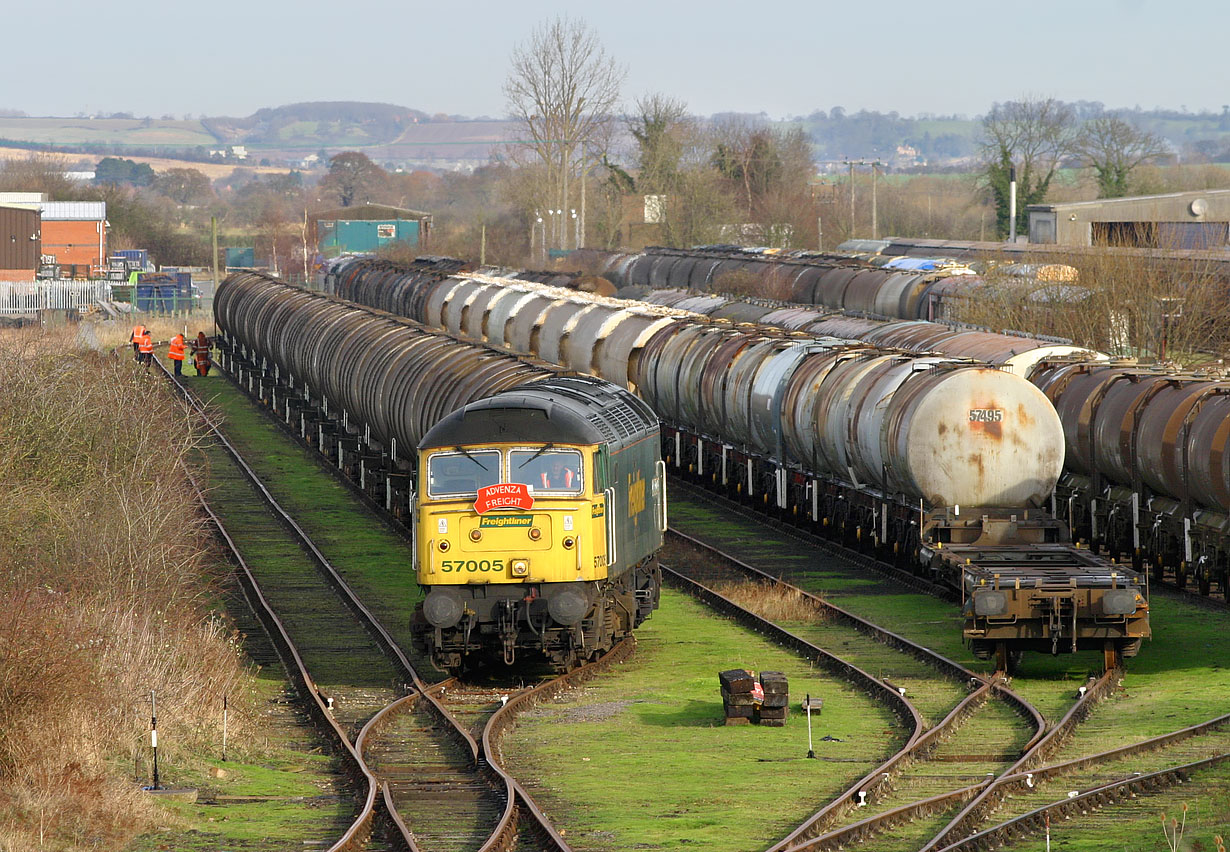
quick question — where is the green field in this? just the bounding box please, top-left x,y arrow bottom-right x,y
0,116 -> 217,146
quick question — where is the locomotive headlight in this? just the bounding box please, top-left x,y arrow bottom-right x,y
1102,589 -> 1138,615
528,528 -> 542,541
511,559 -> 530,577
973,590 -> 1007,616
423,588 -> 463,628
469,529 -> 482,542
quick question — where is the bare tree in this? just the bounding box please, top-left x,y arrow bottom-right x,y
319,152 -> 386,207
1075,116 -> 1170,198
980,98 -> 1080,238
504,15 -> 624,249
151,168 -> 213,205
0,154 -> 78,198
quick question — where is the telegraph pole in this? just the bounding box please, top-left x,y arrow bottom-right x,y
842,160 -> 885,240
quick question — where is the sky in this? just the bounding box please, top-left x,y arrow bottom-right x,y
7,0 -> 1229,120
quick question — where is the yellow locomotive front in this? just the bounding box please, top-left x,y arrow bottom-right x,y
411,376 -> 664,672
418,444 -> 611,588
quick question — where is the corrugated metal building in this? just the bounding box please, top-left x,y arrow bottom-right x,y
41,201 -> 107,271
1029,190 -> 1230,249
310,204 -> 431,256
0,191 -> 46,210
0,206 -> 41,281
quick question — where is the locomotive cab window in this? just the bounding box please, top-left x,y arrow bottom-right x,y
426,450 -> 500,497
510,449 -> 583,494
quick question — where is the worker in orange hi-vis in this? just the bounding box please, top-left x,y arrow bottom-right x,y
138,330 -> 155,371
129,323 -> 147,360
168,332 -> 186,376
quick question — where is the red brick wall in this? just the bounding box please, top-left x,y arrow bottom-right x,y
42,220 -> 106,268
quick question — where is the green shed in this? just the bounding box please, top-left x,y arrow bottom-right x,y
311,204 -> 432,257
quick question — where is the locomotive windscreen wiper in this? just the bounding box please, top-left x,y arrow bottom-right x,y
517,443 -> 556,468
453,446 -> 491,470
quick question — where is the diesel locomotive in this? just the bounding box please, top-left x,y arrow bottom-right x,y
414,375 -> 665,671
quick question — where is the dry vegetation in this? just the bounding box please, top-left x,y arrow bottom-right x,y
0,327 -> 259,851
948,249 -> 1230,365
712,579 -> 825,624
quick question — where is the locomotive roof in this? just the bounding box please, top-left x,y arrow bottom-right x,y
419,375 -> 659,451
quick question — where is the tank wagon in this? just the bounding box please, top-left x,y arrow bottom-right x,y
574,246 -> 987,322
328,259 -> 1153,667
1032,361 -> 1230,597
635,287 -> 1099,377
622,287 -> 1230,601
214,271 -> 664,672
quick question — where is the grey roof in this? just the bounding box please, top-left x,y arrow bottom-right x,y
40,201 -> 106,221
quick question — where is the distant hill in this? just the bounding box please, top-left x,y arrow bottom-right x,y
203,101 -> 431,148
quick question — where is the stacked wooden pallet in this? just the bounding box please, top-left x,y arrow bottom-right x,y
719,669 -> 757,725
755,670 -> 789,727
718,669 -> 789,726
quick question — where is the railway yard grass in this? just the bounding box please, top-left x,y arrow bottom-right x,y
503,588 -> 905,851
666,489 -> 1230,847
128,676 -> 356,852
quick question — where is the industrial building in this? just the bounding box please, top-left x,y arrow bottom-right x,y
310,204 -> 431,256
0,206 -> 41,281
0,193 -> 108,278
1028,189 -> 1230,249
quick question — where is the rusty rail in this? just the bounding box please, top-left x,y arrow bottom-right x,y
183,464 -> 380,852
936,752 -> 1230,852
919,668 -> 1119,852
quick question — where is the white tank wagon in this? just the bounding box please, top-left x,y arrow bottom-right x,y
322,259 -> 1153,668
635,287 -> 1103,379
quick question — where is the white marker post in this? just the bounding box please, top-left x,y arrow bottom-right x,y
802,694 -> 824,759
150,691 -> 161,790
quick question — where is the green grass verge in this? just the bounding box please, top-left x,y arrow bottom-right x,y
503,589 -> 905,852
129,598 -> 355,852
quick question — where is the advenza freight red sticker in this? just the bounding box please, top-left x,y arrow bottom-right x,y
475,483 -> 534,514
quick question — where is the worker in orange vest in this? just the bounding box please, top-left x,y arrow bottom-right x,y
168,332 -> 186,376
129,324 -> 147,360
138,330 -> 155,370
540,457 -> 577,490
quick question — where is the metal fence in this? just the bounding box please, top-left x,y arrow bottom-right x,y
0,280 -> 112,315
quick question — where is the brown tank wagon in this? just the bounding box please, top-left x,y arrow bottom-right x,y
1032,360 -> 1230,596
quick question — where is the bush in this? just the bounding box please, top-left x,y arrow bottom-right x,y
0,330 -> 256,851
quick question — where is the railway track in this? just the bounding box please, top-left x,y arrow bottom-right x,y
159,361 -> 609,851
663,483 -> 1230,851
661,529 -> 1058,851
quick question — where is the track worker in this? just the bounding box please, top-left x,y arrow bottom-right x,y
190,332 -> 213,377
168,332 -> 186,376
540,457 -> 576,490
138,329 -> 155,370
129,323 -> 147,360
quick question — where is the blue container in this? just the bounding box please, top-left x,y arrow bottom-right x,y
135,271 -> 193,311
114,249 -> 150,270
